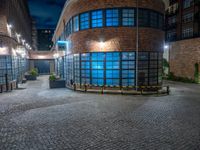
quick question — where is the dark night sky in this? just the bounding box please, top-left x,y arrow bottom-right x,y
28,0 -> 66,29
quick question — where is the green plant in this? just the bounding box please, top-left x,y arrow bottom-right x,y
34,68 -> 39,75
49,74 -> 56,81
166,72 -> 195,83
30,68 -> 38,77
163,58 -> 169,68
162,58 -> 170,76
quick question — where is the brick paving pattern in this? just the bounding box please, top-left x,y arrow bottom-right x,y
0,76 -> 200,150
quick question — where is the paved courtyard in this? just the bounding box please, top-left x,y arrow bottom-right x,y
0,76 -> 200,150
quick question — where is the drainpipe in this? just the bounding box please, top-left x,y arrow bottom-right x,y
136,0 -> 139,90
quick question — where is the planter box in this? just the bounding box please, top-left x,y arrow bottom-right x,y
25,75 -> 37,81
49,80 -> 66,89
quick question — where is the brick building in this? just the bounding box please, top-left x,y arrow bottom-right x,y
37,29 -> 54,51
52,0 -> 165,88
0,0 -> 33,90
165,0 -> 200,82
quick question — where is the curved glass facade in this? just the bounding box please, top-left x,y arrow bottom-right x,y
55,51 -> 163,87
64,7 -> 164,39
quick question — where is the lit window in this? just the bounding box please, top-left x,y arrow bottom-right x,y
168,16 -> 176,25
183,0 -> 193,9
80,13 -> 90,30
91,10 -> 103,28
182,12 -> 193,23
122,9 -> 135,26
106,9 -> 119,27
167,30 -> 176,40
73,15 -> 79,32
182,27 -> 193,38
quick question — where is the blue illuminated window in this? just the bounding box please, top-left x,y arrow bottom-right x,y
139,52 -> 149,60
69,19 -> 73,33
106,70 -> 119,78
81,70 -> 90,78
81,53 -> 90,61
91,10 -> 103,28
122,52 -> 135,60
73,15 -> 79,32
122,9 -> 135,26
92,62 -> 104,69
106,62 -> 119,69
122,61 -> 135,69
122,79 -> 135,86
106,52 -> 119,61
81,53 -> 90,84
74,54 -> 80,83
92,53 -> 104,61
82,62 -> 90,69
106,79 -> 119,86
105,52 -> 120,86
92,79 -> 104,85
92,70 -> 104,78
91,53 -> 104,85
80,13 -> 90,30
106,9 -> 119,27
122,70 -> 135,78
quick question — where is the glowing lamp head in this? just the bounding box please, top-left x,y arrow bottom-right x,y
164,45 -> 169,49
7,24 -> 12,28
99,41 -> 105,49
53,53 -> 59,58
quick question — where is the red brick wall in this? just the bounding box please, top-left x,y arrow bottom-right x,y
169,38 -> 200,79
54,0 -> 165,54
69,27 -> 164,54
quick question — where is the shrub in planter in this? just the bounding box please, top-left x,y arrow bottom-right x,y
25,68 -> 38,80
30,69 -> 38,77
49,74 -> 66,89
49,74 -> 56,81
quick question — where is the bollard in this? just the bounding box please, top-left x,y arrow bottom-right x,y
84,84 -> 87,92
0,85 -> 2,93
73,83 -> 76,91
167,86 -> 170,95
11,83 -> 13,91
101,86 -> 104,94
5,74 -> 8,92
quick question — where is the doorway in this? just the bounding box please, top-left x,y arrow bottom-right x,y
34,60 -> 50,75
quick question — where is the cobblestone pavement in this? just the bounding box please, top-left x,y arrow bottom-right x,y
0,76 -> 200,150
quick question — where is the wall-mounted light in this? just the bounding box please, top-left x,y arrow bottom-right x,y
22,39 -> 25,45
38,55 -> 45,59
7,24 -> 12,29
100,41 -> 105,49
164,45 -> 169,49
7,24 -> 13,37
16,33 -> 21,37
16,33 -> 21,43
0,47 -> 8,55
53,53 -> 59,59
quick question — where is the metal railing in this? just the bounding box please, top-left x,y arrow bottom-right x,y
68,83 -> 170,95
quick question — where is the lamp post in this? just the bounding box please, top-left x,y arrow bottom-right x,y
135,0 -> 139,90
